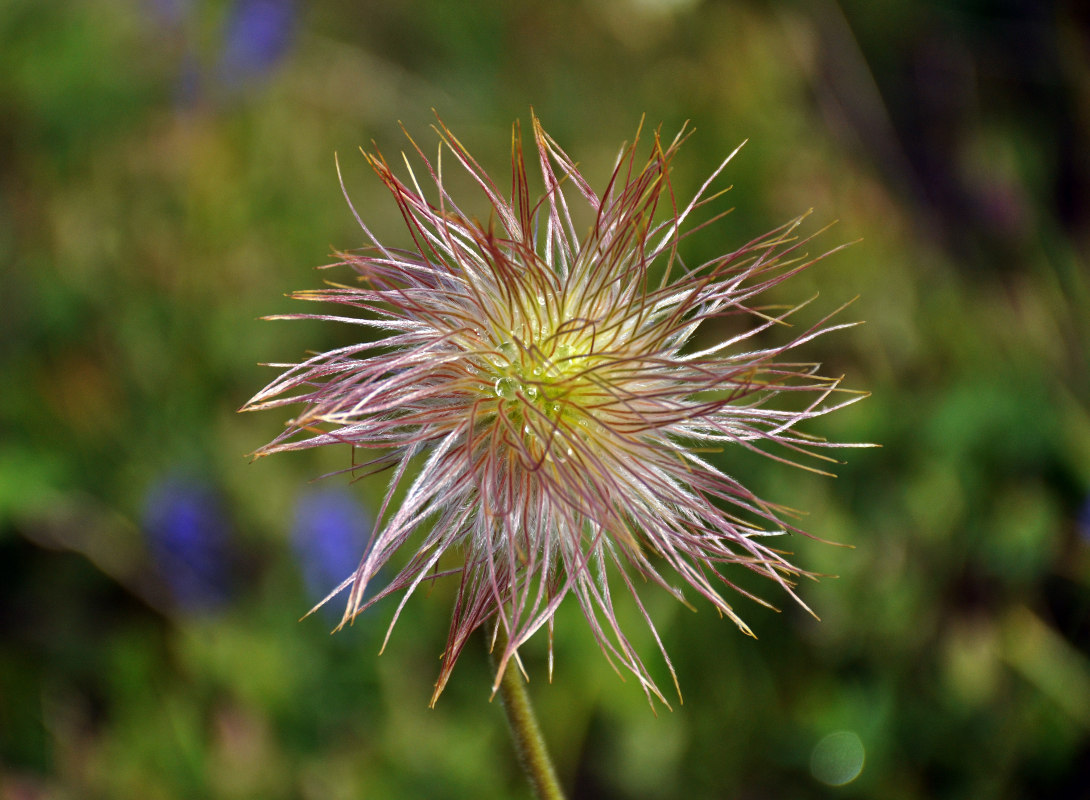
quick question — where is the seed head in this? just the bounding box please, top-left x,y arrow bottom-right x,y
243,114 -> 866,706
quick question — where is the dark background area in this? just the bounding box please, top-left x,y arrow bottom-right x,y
2,0 -> 1088,797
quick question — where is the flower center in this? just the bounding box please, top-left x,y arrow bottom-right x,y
482,332 -> 605,464
491,340 -> 591,411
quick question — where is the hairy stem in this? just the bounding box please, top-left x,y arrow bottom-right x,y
489,626 -> 567,800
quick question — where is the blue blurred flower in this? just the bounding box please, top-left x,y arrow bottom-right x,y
144,0 -> 296,107
292,487 -> 370,607
1077,495 -> 1090,544
217,0 -> 297,89
143,474 -> 232,612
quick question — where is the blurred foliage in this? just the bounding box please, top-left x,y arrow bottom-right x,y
2,0 -> 1089,797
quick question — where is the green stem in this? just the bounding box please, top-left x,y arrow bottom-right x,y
489,625 -> 567,800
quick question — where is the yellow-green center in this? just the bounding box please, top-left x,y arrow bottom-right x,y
491,340 -> 595,416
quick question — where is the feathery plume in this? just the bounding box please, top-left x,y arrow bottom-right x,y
243,113 -> 866,706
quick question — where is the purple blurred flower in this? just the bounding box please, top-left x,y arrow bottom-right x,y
217,0 -> 296,88
1077,495 -> 1090,544
292,487 -> 370,604
143,474 -> 231,612
144,0 -> 295,108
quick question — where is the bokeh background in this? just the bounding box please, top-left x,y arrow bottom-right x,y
3,0 -> 1089,797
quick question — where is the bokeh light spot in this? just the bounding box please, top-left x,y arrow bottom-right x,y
810,730 -> 865,787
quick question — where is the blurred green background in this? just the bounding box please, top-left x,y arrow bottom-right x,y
2,0 -> 1089,797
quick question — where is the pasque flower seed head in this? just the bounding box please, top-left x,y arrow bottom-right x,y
244,114 -> 866,706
